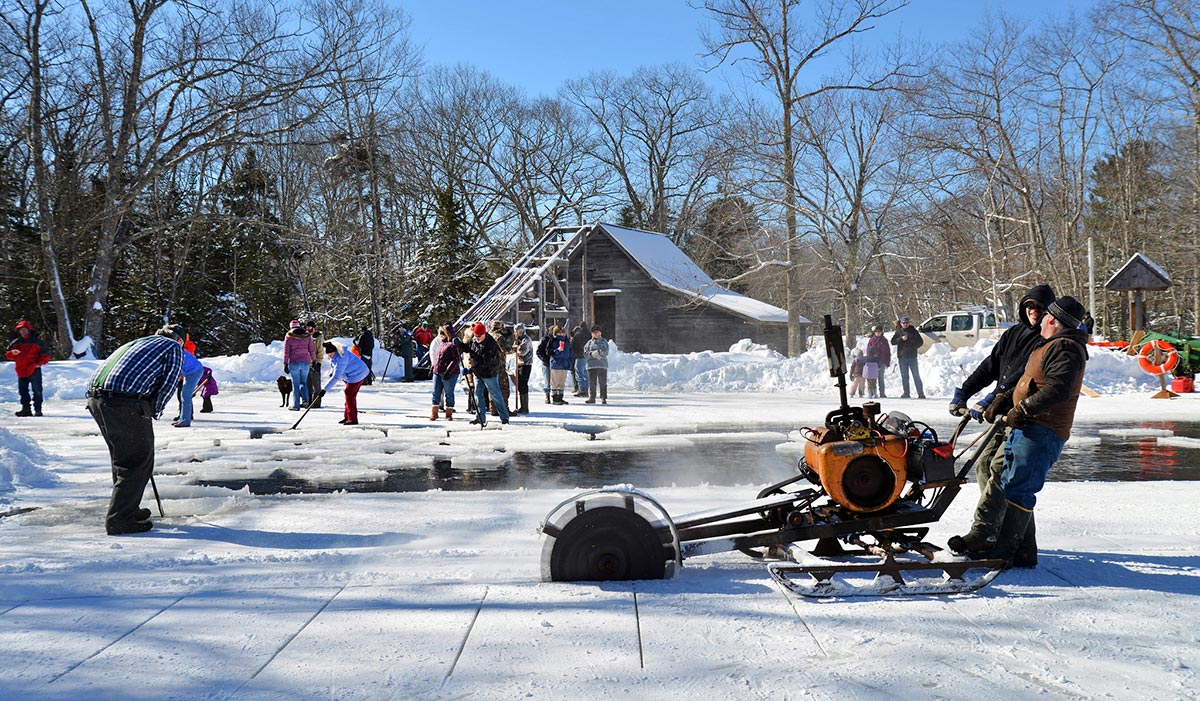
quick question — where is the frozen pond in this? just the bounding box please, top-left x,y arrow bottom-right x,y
194,419 -> 1200,494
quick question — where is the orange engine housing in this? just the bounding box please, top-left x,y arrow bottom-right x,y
803,427 -> 908,513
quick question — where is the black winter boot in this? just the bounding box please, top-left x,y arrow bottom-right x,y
1011,512 -> 1038,568
978,504 -> 1034,566
948,529 -> 997,555
14,407 -> 32,417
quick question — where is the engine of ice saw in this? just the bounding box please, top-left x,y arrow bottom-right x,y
802,419 -> 908,513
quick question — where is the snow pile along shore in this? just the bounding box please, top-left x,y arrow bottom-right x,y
0,335 -> 1157,405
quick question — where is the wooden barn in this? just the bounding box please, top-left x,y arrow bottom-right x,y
458,223 -> 802,354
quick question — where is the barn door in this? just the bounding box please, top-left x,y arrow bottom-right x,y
593,295 -> 617,341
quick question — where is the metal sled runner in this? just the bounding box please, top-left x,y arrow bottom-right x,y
538,315 -> 1006,597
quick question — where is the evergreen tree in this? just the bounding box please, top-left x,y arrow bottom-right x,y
207,148 -> 294,353
396,186 -> 486,327
0,158 -> 42,340
684,196 -> 756,293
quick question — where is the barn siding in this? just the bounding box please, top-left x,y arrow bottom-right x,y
565,229 -> 788,354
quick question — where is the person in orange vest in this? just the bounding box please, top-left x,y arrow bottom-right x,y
6,320 -> 52,417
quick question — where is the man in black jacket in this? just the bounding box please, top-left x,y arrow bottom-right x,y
979,295 -> 1089,566
890,316 -> 925,398
461,322 -> 509,426
948,284 -> 1055,562
570,325 -> 590,397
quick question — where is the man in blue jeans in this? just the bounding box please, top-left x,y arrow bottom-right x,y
980,295 -> 1088,567
462,322 -> 509,427
890,316 -> 925,398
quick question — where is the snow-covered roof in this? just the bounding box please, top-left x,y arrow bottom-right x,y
597,223 -> 799,324
1105,252 -> 1171,291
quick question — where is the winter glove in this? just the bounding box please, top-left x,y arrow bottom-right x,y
1002,400 -> 1029,428
969,391 -> 996,423
948,388 -> 969,417
982,391 -> 1013,424
317,389 -> 326,398
462,367 -> 473,376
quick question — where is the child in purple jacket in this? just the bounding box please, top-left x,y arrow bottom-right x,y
198,366 -> 219,413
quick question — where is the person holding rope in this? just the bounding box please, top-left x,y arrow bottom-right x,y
86,326 -> 185,535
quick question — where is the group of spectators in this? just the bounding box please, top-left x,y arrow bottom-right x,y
847,317 -> 925,399
424,320 -> 611,428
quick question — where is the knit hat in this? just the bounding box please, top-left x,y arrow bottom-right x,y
157,324 -> 185,341
899,316 -> 910,323
323,341 -> 338,355
515,323 -> 526,332
873,325 -> 883,332
1048,296 -> 1086,330
472,322 -> 487,336
289,319 -> 301,330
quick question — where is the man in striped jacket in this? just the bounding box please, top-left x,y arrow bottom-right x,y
86,326 -> 185,535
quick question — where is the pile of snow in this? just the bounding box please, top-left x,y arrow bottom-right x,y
0,334 -> 1158,406
0,426 -> 59,491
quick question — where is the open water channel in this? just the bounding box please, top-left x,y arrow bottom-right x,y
195,419 -> 1200,495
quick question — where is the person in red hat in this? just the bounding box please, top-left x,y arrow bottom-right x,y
460,321 -> 509,426
6,320 -> 52,416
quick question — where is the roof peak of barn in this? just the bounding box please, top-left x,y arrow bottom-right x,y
593,223 -> 803,325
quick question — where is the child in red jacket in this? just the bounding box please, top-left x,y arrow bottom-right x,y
6,320 -> 52,416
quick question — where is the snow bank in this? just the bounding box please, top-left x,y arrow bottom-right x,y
0,426 -> 59,491
0,334 -> 1161,406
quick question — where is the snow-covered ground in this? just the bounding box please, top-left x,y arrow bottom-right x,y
1,339 -> 1197,700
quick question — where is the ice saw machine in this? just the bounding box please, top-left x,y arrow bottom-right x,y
538,315 -> 1006,596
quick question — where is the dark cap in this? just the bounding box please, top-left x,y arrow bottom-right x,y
1048,296 -> 1086,330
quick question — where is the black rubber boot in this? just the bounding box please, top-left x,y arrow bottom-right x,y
979,504 -> 1034,566
1011,512 -> 1038,568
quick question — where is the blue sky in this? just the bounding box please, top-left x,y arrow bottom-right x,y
400,0 -> 1093,96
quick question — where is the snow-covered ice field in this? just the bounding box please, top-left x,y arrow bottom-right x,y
1,339 -> 1198,700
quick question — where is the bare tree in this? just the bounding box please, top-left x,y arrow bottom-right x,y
698,0 -> 909,356
563,64 -> 728,244
21,0 -> 358,354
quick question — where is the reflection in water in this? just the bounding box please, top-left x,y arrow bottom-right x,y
194,421 -> 1200,495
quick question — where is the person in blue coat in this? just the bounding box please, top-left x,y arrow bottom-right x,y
321,341 -> 371,425
172,324 -> 203,428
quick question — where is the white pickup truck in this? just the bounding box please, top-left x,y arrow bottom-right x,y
916,309 -> 1012,352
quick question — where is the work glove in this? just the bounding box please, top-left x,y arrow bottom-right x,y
1002,400 -> 1029,429
949,388 -> 969,417
982,391 -> 1013,424
969,391 -> 996,423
